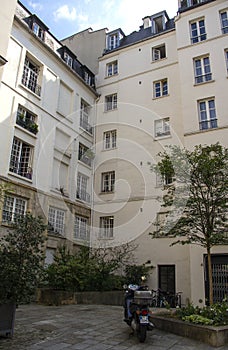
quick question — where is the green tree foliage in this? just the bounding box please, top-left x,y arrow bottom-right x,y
0,214 -> 47,304
45,243 -> 137,292
124,264 -> 152,285
151,143 -> 228,305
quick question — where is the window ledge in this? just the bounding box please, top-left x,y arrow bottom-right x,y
104,108 -> 118,113
8,171 -> 33,183
19,83 -> 41,100
194,79 -> 215,86
105,73 -> 119,79
102,147 -> 117,152
151,57 -> 167,64
99,191 -> 115,195
15,124 -> 38,138
152,94 -> 170,100
154,134 -> 171,140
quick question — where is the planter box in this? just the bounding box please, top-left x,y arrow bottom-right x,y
0,303 -> 16,337
151,314 -> 228,347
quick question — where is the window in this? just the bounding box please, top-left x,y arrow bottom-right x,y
220,11 -> 228,34
21,56 -> 41,96
105,93 -> 117,111
78,143 -> 92,167
48,207 -> 65,235
194,56 -> 212,84
153,79 -> 168,98
63,52 -> 73,68
80,100 -> 92,134
9,137 -> 33,179
16,105 -> 38,135
74,215 -> 89,240
101,171 -> 115,192
156,173 -> 174,187
108,34 -> 119,50
106,61 -> 118,76
155,118 -> 170,137
190,19 -> 206,44
152,44 -> 166,61
225,50 -> 228,72
99,216 -> 114,238
76,173 -> 90,203
2,195 -> 27,223
198,98 -> 217,130
32,22 -> 45,40
103,130 -> 117,150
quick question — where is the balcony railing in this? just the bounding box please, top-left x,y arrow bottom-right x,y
80,118 -> 93,134
16,114 -> 39,135
195,73 -> 212,84
76,190 -> 91,203
199,119 -> 217,130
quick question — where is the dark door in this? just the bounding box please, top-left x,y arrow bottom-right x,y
158,265 -> 176,294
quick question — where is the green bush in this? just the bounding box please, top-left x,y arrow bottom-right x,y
176,299 -> 228,326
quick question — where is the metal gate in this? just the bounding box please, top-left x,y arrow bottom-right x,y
204,254 -> 228,304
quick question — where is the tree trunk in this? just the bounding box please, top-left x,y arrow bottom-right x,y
207,248 -> 213,305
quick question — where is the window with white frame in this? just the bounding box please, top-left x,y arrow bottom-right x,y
155,118 -> 170,137
74,215 -> 89,240
153,79 -> 168,98
225,50 -> 228,72
21,56 -> 41,96
152,44 -> 166,61
190,19 -> 206,44
99,216 -> 114,238
103,130 -> 117,150
106,60 -> 118,76
108,33 -> 119,50
194,56 -> 212,84
48,206 -> 65,235
220,10 -> 228,34
63,51 -> 73,68
76,173 -> 90,203
105,93 -> 117,111
156,172 -> 174,187
101,171 -> 115,192
78,143 -> 92,167
16,105 -> 38,135
198,98 -> 217,130
32,22 -> 45,41
2,195 -> 27,223
9,137 -> 33,179
80,100 -> 92,134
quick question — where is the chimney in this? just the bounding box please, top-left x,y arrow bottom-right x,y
142,16 -> 151,29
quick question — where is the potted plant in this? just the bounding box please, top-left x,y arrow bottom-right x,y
0,213 -> 46,337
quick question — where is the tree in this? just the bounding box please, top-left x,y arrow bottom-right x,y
151,143 -> 228,305
0,214 -> 47,304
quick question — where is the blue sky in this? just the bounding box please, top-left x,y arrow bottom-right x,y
20,0 -> 178,40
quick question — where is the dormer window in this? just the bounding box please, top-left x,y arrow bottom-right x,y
106,29 -> 124,51
151,11 -> 169,34
57,46 -> 76,69
24,15 -> 48,42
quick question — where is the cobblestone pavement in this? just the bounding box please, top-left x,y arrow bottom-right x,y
0,304 -> 227,350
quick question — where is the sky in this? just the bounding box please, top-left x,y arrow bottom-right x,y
20,0 -> 179,40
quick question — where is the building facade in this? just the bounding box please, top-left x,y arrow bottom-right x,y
93,0 -> 228,305
0,1 -> 97,264
0,0 -> 227,305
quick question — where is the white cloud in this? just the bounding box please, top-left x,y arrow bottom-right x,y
54,5 -> 77,21
28,1 -> 43,11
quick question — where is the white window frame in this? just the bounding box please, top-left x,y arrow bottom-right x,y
153,79 -> 168,98
220,10 -> 228,34
9,137 -> 33,179
63,52 -> 73,68
99,216 -> 114,239
108,34 -> 119,50
152,44 -> 166,61
74,215 -> 89,241
103,130 -> 117,150
32,22 -> 45,40
21,56 -> 41,96
198,98 -> 217,130
16,105 -> 38,134
194,56 -> 212,84
101,171 -> 115,193
225,50 -> 228,73
2,195 -> 27,223
48,206 -> 65,235
155,118 -> 170,137
105,93 -> 117,111
76,172 -> 90,203
80,100 -> 92,134
106,60 -> 118,76
190,18 -> 206,44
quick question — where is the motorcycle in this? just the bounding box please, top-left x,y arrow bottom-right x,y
123,284 -> 154,343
